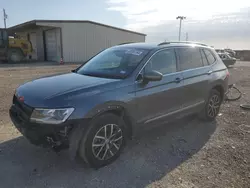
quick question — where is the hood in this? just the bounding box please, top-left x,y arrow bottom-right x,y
17,73 -> 119,106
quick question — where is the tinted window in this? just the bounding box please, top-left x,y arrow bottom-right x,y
77,47 -> 149,79
178,47 -> 203,70
204,49 -> 216,64
145,49 -> 177,74
201,49 -> 209,66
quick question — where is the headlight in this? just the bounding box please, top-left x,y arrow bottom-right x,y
30,108 -> 74,124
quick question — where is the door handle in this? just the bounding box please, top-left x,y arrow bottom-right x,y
174,77 -> 181,83
207,70 -> 213,75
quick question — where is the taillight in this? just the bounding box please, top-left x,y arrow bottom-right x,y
226,70 -> 230,78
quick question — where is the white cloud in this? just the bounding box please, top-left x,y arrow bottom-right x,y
107,0 -> 250,30
107,0 -> 250,49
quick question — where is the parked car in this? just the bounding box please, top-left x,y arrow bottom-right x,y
216,48 -> 236,58
224,48 -> 236,57
218,52 -> 236,67
9,41 -> 229,168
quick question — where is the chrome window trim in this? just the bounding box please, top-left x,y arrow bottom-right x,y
135,47 -> 178,81
135,46 -> 218,82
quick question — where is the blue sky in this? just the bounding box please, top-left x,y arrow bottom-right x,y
1,0 -> 126,28
1,0 -> 250,49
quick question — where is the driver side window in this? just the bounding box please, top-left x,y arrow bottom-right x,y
145,49 -> 177,75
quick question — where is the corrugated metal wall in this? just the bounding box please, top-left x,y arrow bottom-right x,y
38,22 -> 145,63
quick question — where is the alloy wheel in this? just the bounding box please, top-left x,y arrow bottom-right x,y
92,124 -> 123,161
208,94 -> 220,118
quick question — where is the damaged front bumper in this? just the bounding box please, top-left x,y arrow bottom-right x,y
9,104 -> 83,151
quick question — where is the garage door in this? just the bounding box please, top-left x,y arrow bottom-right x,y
45,29 -> 57,61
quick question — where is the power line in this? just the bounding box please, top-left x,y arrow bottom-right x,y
186,32 -> 188,41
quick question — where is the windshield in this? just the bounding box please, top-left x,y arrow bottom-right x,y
76,47 -> 149,79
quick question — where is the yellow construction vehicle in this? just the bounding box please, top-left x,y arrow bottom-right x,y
0,28 -> 32,62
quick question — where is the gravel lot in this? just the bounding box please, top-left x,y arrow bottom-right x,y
0,62 -> 249,188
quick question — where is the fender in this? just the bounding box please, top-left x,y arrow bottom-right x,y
84,101 -> 137,136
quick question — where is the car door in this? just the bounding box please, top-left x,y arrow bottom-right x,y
135,48 -> 184,124
176,47 -> 212,112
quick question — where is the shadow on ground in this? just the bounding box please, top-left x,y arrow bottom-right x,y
0,116 -> 216,188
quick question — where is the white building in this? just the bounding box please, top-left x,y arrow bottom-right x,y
8,20 -> 146,63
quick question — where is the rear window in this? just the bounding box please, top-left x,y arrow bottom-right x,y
200,49 -> 209,66
203,49 -> 216,64
178,47 -> 203,71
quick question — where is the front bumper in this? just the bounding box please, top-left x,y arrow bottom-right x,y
9,104 -> 81,149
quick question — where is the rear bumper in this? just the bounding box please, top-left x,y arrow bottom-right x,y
9,105 -> 84,149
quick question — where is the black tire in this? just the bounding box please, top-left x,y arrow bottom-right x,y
199,89 -> 222,121
78,113 -> 126,168
8,48 -> 24,63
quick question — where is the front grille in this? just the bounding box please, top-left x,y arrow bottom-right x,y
11,95 -> 33,122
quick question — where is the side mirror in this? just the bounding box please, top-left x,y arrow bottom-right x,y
143,70 -> 163,82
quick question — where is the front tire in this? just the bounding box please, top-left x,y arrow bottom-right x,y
8,48 -> 24,62
78,113 -> 126,168
200,89 -> 222,121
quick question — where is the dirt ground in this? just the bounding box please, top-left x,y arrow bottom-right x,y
0,62 -> 249,188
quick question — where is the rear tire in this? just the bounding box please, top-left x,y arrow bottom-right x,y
199,89 -> 222,121
78,113 -> 126,168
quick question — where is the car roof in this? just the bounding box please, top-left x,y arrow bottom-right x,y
114,41 -> 214,50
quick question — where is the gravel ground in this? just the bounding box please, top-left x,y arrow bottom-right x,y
0,62 -> 249,188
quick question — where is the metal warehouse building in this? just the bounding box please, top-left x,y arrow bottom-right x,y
8,20 -> 146,62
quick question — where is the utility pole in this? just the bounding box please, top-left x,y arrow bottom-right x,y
176,16 -> 186,41
3,9 -> 7,28
186,32 -> 188,41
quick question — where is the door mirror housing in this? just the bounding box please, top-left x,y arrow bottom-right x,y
143,70 -> 163,82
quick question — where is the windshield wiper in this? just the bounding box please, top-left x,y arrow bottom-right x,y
81,72 -> 122,79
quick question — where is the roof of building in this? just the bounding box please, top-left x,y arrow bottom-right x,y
8,20 -> 146,36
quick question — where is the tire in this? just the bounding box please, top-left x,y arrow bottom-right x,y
78,113 -> 126,168
8,48 -> 24,63
199,89 -> 222,121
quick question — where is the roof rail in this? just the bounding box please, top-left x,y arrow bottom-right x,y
158,41 -> 208,47
158,42 -> 171,46
117,42 -> 135,45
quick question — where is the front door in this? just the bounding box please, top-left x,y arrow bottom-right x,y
135,48 -> 184,125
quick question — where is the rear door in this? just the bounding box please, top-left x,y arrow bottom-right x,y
135,48 -> 184,124
176,47 -> 212,111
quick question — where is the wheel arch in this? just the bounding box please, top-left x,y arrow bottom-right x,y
209,78 -> 227,101
210,83 -> 225,101
84,102 -> 136,139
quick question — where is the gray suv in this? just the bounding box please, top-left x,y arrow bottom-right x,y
9,42 -> 229,168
